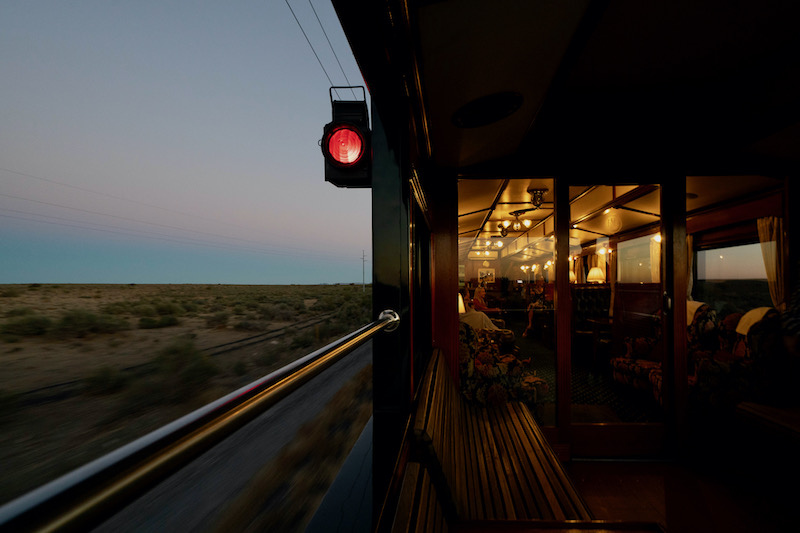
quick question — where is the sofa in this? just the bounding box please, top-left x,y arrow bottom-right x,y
458,322 -> 549,407
610,302 -> 786,410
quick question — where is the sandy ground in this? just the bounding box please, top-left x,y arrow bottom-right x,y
1,284 -> 281,393
0,284 -> 355,506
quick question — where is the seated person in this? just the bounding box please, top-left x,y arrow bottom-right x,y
472,286 -> 501,315
523,279 -> 547,337
459,288 -> 499,331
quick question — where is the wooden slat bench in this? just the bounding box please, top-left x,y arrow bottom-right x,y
412,349 -> 593,522
391,461 -> 449,533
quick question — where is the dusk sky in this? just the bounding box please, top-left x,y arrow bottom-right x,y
0,1 -> 372,284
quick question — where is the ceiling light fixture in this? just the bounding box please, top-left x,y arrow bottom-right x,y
528,188 -> 547,207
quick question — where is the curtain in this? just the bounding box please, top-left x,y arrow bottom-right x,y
649,237 -> 661,283
757,216 -> 785,310
597,252 -> 607,277
686,234 -> 694,300
609,246 -> 617,317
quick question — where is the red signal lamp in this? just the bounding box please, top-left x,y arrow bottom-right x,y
322,87 -> 371,188
323,123 -> 365,167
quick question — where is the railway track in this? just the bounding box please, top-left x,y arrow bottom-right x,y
15,312 -> 336,407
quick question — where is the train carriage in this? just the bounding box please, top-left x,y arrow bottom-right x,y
329,0 -> 800,531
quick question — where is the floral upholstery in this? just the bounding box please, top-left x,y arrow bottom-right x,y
609,311 -> 662,393
611,303 -> 728,405
611,302 -> 786,411
687,304 -> 718,369
458,322 -> 549,406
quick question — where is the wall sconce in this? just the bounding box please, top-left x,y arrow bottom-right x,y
458,293 -> 466,314
587,266 -> 606,283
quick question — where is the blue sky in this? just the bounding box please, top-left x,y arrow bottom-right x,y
0,1 -> 371,284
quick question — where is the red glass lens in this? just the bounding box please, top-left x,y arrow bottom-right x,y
327,126 -> 364,166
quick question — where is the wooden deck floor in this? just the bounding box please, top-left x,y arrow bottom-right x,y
569,456 -> 792,532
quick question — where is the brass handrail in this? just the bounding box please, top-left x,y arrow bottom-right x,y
0,310 -> 400,533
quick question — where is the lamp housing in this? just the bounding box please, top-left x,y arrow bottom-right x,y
322,87 -> 371,188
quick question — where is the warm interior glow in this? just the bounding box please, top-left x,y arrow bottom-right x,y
458,293 -> 466,314
569,271 -> 577,282
523,219 -> 532,228
502,220 -> 511,228
653,233 -> 662,243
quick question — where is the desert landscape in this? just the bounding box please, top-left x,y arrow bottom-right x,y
0,283 -> 372,511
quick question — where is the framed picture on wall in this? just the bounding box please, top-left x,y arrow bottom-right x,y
478,268 -> 495,284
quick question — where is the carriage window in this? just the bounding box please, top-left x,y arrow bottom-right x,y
694,243 -> 772,313
616,233 -> 661,283
696,243 -> 767,280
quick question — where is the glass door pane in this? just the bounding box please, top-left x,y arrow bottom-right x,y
457,178 -> 556,425
569,184 -> 665,423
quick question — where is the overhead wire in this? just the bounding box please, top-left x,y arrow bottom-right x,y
285,0 -> 360,101
307,0 -> 357,99
285,0 -> 342,100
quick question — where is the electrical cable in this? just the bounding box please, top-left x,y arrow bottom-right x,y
307,0 -> 357,99
285,0 -> 342,100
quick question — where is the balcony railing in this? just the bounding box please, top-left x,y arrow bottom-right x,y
0,310 -> 400,533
